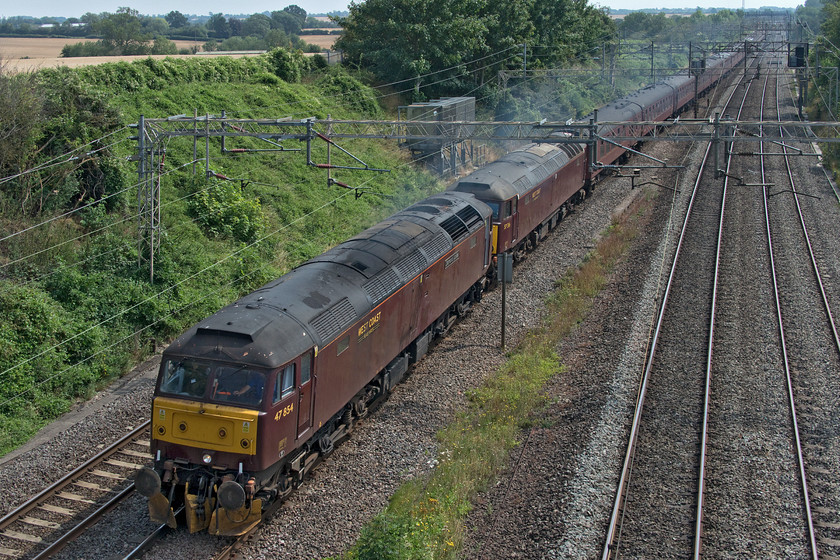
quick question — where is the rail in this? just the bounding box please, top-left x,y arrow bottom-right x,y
0,421 -> 151,559
600,54 -> 747,560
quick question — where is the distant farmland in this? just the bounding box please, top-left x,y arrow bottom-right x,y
0,35 -> 338,73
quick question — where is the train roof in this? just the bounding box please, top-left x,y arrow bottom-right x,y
581,48 -> 741,126
449,143 -> 584,202
163,191 -> 491,369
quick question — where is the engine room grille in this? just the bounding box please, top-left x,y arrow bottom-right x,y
439,215 -> 468,244
311,298 -> 357,341
513,177 -> 530,191
456,205 -> 483,231
363,268 -> 401,305
420,234 -> 450,263
394,251 -> 427,281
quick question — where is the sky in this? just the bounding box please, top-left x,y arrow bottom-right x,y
4,0 -> 804,19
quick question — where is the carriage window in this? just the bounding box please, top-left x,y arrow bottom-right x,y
274,363 -> 295,403
301,353 -> 311,385
160,359 -> 210,398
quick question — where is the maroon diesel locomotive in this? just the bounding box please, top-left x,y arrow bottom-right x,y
135,191 -> 492,535
451,143 -> 588,260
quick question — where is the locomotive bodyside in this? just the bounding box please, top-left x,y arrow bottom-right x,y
137,192 -> 492,535
450,143 -> 587,258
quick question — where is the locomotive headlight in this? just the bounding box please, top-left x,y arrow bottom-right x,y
202,453 -> 212,464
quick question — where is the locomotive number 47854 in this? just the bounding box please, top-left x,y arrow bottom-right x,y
275,403 -> 294,421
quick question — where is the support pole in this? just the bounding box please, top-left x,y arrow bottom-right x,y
744,40 -> 748,75
192,108 -> 197,176
151,145 -> 161,283
714,112 -> 720,178
523,43 -> 527,77
588,110 -> 598,182
501,273 -> 507,350
221,110 -> 226,152
137,115 -> 145,268
205,114 -> 210,178
650,41 -> 655,82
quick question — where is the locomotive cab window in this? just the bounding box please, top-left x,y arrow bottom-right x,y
212,366 -> 265,407
484,201 -> 501,220
159,359 -> 210,398
274,363 -> 295,403
498,200 -> 512,220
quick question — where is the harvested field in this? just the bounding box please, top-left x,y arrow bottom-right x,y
0,35 -> 338,73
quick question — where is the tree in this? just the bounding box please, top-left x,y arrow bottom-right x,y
93,8 -> 148,50
282,4 -> 307,26
151,36 -> 178,54
165,10 -> 188,28
242,13 -> 272,38
142,17 -> 170,37
529,0 -> 613,65
482,0 -> 534,56
207,13 -> 230,38
270,10 -> 302,35
228,18 -> 243,37
80,12 -> 100,25
0,61 -> 43,177
335,0 -> 489,93
265,28 -> 290,48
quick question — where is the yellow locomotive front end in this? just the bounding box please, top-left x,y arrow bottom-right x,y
136,358 -> 269,536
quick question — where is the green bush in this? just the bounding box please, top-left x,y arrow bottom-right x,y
315,67 -> 381,116
151,36 -> 178,55
189,180 -> 267,243
267,47 -> 309,83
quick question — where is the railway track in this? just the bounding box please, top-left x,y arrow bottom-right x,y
601,51 -> 749,560
601,42 -> 834,558
0,422 -> 151,559
769,63 -> 840,558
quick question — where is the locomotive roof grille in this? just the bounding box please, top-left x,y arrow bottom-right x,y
439,215 -> 469,244
363,268 -> 401,305
513,177 -> 530,190
394,250 -> 428,281
420,233 -> 450,262
456,205 -> 483,231
310,297 -> 357,341
559,144 -> 582,157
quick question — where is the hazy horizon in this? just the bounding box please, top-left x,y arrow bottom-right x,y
2,0 -> 803,20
